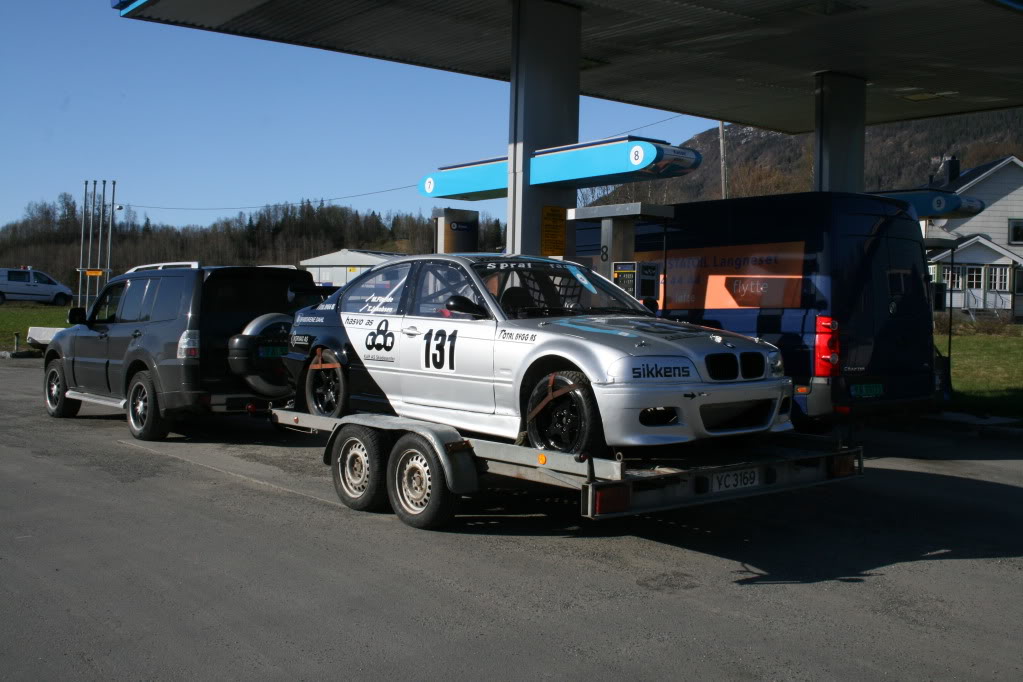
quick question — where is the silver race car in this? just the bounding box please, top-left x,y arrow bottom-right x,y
283,254 -> 793,456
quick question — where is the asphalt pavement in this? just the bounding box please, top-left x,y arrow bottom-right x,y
2,360 -> 1021,680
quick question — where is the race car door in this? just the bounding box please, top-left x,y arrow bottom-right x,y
337,262 -> 411,408
399,261 -> 496,414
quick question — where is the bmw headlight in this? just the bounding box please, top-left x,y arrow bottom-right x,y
768,350 -> 785,377
607,356 -> 700,383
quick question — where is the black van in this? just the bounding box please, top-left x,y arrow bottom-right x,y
580,192 -> 935,426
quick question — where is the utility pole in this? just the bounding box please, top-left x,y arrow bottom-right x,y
719,121 -> 728,199
78,181 -> 87,307
106,181 -> 116,284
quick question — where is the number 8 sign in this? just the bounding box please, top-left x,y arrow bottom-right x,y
629,145 -> 645,166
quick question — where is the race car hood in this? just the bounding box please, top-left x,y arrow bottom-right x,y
508,315 -> 770,357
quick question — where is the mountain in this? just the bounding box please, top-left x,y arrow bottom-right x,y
589,108 -> 1023,206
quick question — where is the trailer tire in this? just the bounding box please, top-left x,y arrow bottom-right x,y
525,370 -> 606,456
387,433 -> 459,529
330,425 -> 390,512
44,359 -> 81,418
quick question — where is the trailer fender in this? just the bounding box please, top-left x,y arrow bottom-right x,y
322,414 -> 479,494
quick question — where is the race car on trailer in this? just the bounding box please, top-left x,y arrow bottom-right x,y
283,254 -> 795,457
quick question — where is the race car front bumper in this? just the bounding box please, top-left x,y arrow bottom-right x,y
593,377 -> 793,447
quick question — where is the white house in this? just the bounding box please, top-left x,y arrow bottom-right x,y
924,155 -> 1023,318
300,249 -> 396,286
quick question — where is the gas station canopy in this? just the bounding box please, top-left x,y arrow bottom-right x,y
118,0 -> 1022,134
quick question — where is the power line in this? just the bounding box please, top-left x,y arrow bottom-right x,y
124,184 -> 418,211
606,113 -> 685,138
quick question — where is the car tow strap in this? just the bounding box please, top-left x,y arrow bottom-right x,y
308,348 -> 341,371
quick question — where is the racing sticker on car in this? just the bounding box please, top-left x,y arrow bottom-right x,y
498,330 -> 537,343
422,328 -> 458,371
363,319 -> 396,362
296,315 -> 325,324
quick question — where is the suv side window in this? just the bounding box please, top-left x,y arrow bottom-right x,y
33,272 -> 56,285
150,277 -> 185,322
118,278 -> 150,322
92,283 -> 126,323
341,264 -> 411,315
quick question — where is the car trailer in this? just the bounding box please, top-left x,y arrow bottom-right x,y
270,409 -> 863,530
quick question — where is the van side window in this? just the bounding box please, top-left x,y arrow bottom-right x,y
92,284 -> 126,323
118,279 -> 150,323
150,277 -> 185,322
8,271 -> 29,283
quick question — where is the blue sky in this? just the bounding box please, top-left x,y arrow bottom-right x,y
1,2 -> 716,228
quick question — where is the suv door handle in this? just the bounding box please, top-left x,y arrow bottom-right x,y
402,326 -> 421,337
98,332 -> 108,340
131,329 -> 142,338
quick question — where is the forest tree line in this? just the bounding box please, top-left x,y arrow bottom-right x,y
0,196 -> 505,288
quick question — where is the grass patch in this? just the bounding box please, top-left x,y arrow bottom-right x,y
0,302 -> 70,352
937,333 -> 1023,419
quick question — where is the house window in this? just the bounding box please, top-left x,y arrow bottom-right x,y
965,267 -> 983,289
988,266 -> 1010,292
1010,219 -> 1023,245
928,264 -> 937,282
1016,269 -> 1023,295
942,266 -> 962,290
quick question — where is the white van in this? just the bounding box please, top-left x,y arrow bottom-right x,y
0,267 -> 73,305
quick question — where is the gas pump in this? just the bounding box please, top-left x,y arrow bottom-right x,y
613,261 -> 660,300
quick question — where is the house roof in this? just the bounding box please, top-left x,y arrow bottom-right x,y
929,234 -> 1023,265
935,155 -> 1023,194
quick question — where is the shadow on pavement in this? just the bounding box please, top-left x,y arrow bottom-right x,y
166,414 -> 330,449
452,466 -> 1023,585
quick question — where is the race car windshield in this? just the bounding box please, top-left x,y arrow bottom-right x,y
472,261 -> 651,319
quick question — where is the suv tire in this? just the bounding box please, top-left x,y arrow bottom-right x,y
126,370 -> 169,441
44,359 -> 81,418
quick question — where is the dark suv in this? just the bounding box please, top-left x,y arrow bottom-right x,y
43,266 -> 321,440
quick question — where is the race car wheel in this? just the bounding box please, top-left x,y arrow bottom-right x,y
126,370 -> 169,441
303,349 -> 348,418
44,359 -> 81,418
331,425 -> 390,512
525,371 -> 605,456
386,433 -> 459,529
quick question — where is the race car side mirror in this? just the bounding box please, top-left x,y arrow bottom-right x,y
642,297 -> 659,313
446,295 -> 488,319
67,307 -> 87,325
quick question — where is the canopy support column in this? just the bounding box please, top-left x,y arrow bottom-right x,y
813,72 -> 866,193
507,0 -> 580,256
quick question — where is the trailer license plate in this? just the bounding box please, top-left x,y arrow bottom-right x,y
713,468 -> 759,493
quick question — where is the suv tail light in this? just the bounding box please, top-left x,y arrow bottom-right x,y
177,330 -> 200,359
813,316 -> 839,377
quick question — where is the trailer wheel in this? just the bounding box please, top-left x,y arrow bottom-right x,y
386,433 -> 458,529
525,371 -> 606,456
330,425 -> 390,512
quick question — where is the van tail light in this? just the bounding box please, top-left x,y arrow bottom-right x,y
813,316 -> 840,377
177,330 -> 200,359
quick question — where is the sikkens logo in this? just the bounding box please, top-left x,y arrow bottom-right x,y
632,363 -> 691,379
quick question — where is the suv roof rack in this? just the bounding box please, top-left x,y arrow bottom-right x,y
126,261 -> 200,273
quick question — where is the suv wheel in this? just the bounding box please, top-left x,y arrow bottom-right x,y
126,370 -> 169,441
44,359 -> 81,418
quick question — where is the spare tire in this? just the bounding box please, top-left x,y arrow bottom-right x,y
228,313 -> 294,398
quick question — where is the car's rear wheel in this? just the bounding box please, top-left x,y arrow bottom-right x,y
303,349 -> 348,418
525,370 -> 606,456
126,370 -> 169,441
44,359 -> 81,418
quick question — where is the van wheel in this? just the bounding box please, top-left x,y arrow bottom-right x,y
126,371 -> 169,441
0,292 -> 5,305
525,371 -> 605,456
331,425 -> 390,512
44,360 -> 81,418
387,434 -> 458,529
53,294 -> 70,307
303,349 -> 348,418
